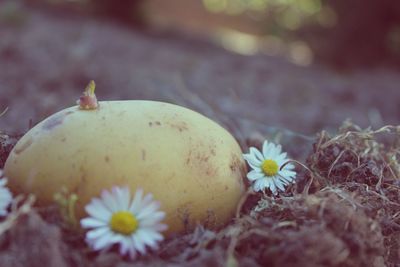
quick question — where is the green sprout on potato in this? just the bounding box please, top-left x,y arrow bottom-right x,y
53,186 -> 79,228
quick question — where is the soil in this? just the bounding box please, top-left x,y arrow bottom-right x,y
1,3 -> 400,267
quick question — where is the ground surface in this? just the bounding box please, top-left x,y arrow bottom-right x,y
1,5 -> 400,137
1,4 -> 400,267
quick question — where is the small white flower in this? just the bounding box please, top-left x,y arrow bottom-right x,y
243,141 -> 296,194
80,186 -> 167,259
0,169 -> 12,216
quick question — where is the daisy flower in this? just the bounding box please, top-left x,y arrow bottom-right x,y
80,187 -> 167,259
243,141 -> 296,195
0,169 -> 12,216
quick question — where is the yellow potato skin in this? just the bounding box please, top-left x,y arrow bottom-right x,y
4,101 -> 246,235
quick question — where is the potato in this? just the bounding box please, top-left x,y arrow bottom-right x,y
4,100 -> 246,235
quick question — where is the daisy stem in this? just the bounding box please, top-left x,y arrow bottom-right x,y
53,187 -> 79,229
67,193 -> 78,228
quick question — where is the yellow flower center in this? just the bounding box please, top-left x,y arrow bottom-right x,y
109,211 -> 138,235
261,159 -> 279,176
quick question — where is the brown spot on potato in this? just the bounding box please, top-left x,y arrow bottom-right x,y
204,163 -> 218,177
149,121 -> 162,127
185,150 -> 192,165
61,137 -> 67,142
104,156 -> 110,163
210,148 -> 216,156
141,149 -> 146,161
230,154 -> 241,172
199,154 -> 210,162
14,137 -> 33,155
205,166 -> 218,176
204,209 -> 217,229
230,154 -> 247,184
177,202 -> 193,232
186,144 -> 218,177
196,152 -> 218,177
168,121 -> 188,132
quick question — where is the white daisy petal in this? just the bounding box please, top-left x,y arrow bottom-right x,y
247,160 -> 261,171
101,190 -> 119,212
269,180 -> 277,195
93,230 -> 115,250
129,188 -> 144,213
277,175 -> 290,185
112,187 -> 130,210
81,186 -> 167,260
259,179 -> 269,191
0,175 -> 12,216
86,226 -> 110,240
276,153 -> 288,165
132,234 -> 146,254
247,170 -> 265,181
119,238 -> 130,255
81,218 -> 107,228
85,198 -> 112,221
274,178 -> 285,192
140,211 -> 166,227
267,178 -> 275,189
279,170 -> 296,179
136,229 -> 160,248
250,147 -> 264,162
141,193 -> 154,209
140,230 -> 159,248
128,239 -> 137,259
0,179 -> 7,187
263,142 -> 275,159
274,144 -> 282,155
252,179 -> 265,192
262,141 -> 270,158
243,153 -> 262,165
283,163 -> 295,170
136,202 -> 161,220
0,191 -> 11,200
109,234 -> 125,244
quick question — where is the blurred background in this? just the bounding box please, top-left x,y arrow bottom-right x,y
1,0 -> 400,151
12,0 -> 400,67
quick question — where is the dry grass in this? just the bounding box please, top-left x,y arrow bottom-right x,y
0,121 -> 400,266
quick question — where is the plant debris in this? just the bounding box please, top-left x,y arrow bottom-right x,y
0,121 -> 399,266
